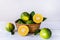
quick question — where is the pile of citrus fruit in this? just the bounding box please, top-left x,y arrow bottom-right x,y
16,11 -> 44,24
16,11 -> 44,36
5,11 -> 52,39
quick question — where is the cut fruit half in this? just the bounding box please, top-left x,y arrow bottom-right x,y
33,14 -> 43,23
18,25 -> 29,36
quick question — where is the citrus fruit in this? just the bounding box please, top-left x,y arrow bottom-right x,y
21,12 -> 30,21
40,28 -> 52,39
26,20 -> 34,24
33,14 -> 43,23
5,23 -> 15,32
16,19 -> 25,24
18,25 -> 29,36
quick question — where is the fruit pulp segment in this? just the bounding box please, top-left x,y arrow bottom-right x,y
18,25 -> 29,36
33,14 -> 43,23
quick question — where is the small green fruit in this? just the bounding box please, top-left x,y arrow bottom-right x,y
16,19 -> 25,24
5,23 -> 15,32
21,12 -> 30,21
26,20 -> 34,24
40,28 -> 52,39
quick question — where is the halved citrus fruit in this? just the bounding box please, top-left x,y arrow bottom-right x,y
18,25 -> 29,36
33,14 -> 43,23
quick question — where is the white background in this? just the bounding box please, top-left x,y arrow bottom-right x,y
0,0 -> 60,40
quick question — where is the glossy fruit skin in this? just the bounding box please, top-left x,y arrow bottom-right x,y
21,12 -> 30,22
5,23 -> 15,32
33,14 -> 43,23
18,25 -> 29,36
26,20 -> 34,24
40,28 -> 52,39
16,19 -> 25,24
30,11 -> 35,20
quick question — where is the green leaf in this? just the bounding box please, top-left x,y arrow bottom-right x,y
30,11 -> 35,20
11,30 -> 15,35
43,17 -> 47,21
30,11 -> 35,17
34,29 -> 40,35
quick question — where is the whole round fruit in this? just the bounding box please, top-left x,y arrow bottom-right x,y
21,12 -> 30,21
26,20 -> 34,24
5,23 -> 15,32
33,14 -> 43,23
40,28 -> 52,39
17,19 -> 25,24
18,25 -> 29,36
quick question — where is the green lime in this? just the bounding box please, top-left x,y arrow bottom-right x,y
40,28 -> 52,39
26,20 -> 34,24
5,23 -> 15,32
21,12 -> 30,21
16,19 -> 25,24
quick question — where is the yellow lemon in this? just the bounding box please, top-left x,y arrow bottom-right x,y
18,25 -> 29,36
33,14 -> 43,23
